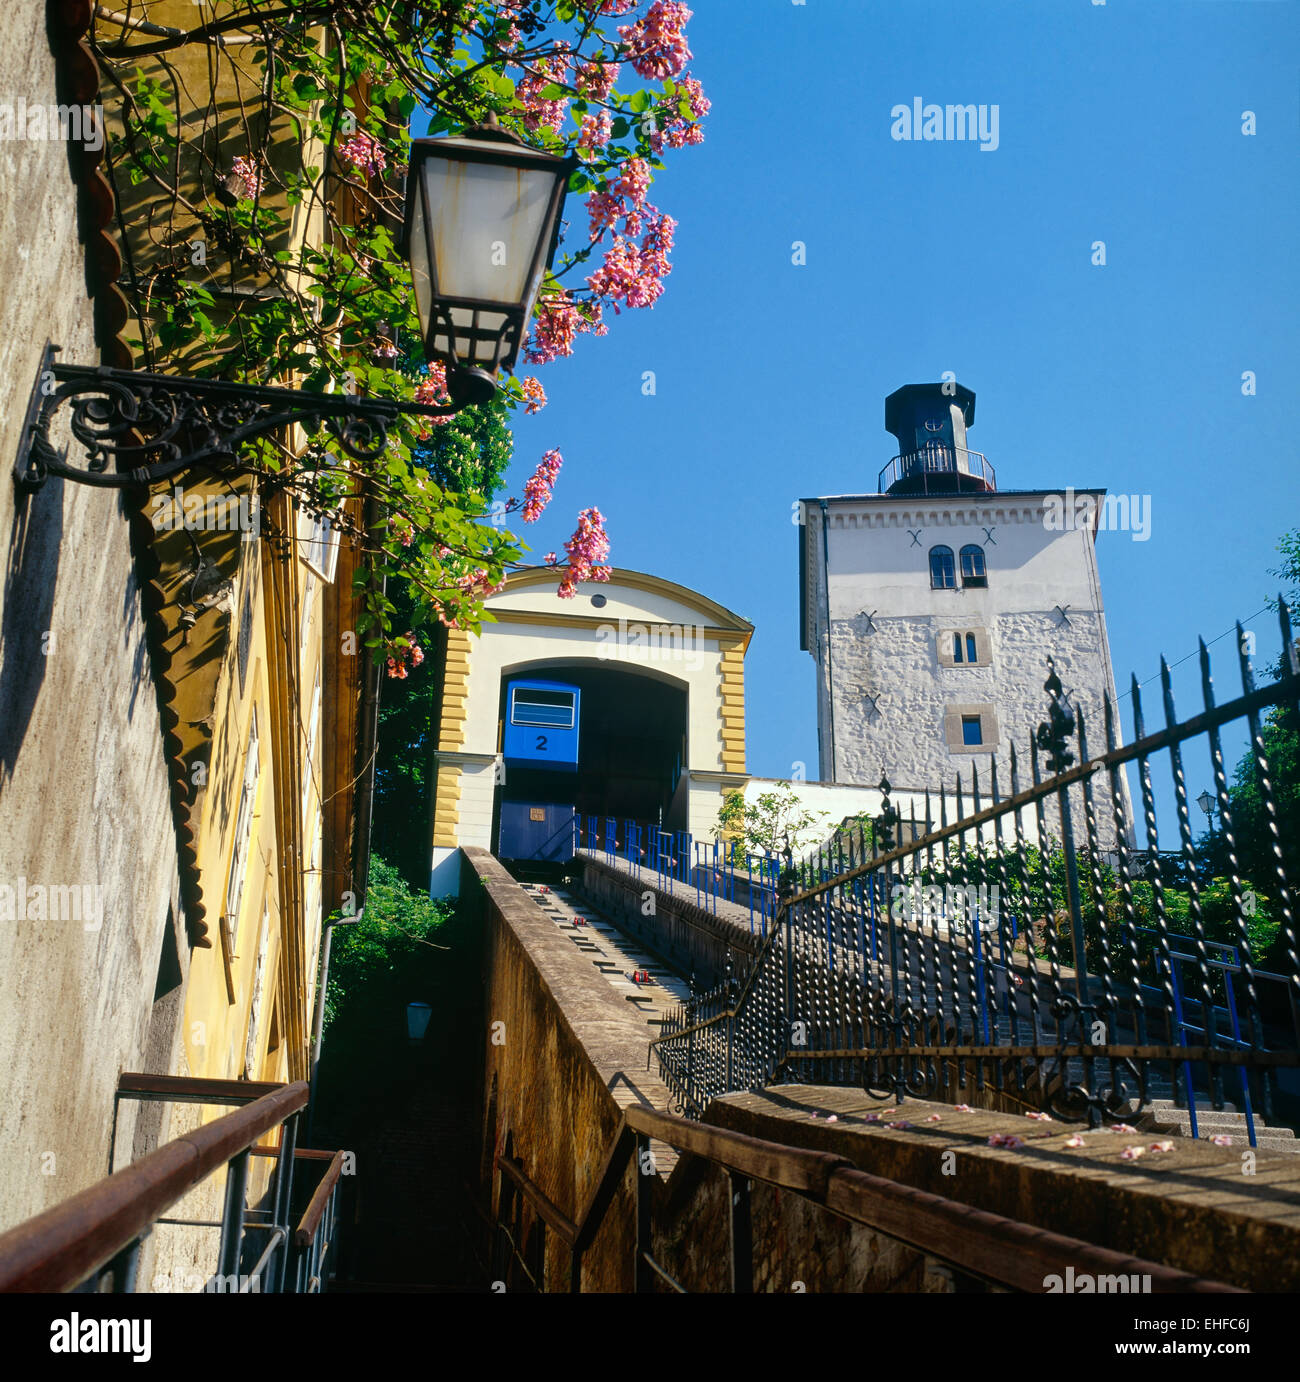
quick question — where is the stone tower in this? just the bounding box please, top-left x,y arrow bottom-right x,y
798,381 -> 1124,812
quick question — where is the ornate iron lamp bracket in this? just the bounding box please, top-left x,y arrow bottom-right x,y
1035,659 -> 1077,775
14,344 -> 463,493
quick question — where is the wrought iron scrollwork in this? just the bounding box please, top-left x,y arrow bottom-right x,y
13,344 -> 461,492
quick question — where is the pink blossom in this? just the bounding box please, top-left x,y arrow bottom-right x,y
1148,1140 -> 1175,1153
658,72 -> 711,150
586,212 -> 675,313
521,376 -> 547,414
1026,1112 -> 1052,1122
863,1113 -> 881,1123
1211,1134 -> 1233,1146
230,156 -> 263,199
577,111 -> 614,157
1109,1123 -> 1137,1134
987,1134 -> 1025,1149
521,448 -> 563,523
1120,1145 -> 1146,1161
337,132 -> 387,178
525,291 -> 604,365
887,1121 -> 911,1131
575,59 -> 621,101
1065,1134 -> 1086,1148
925,1114 -> 942,1123
413,362 -> 454,436
517,45 -> 572,134
587,191 -> 624,238
618,1 -> 693,82
954,1104 -> 973,1113
611,157 -> 653,208
373,338 -> 398,362
543,551 -> 557,564
558,507 -> 610,595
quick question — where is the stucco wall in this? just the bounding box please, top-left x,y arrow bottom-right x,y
0,2 -> 187,1231
805,496 -> 1126,848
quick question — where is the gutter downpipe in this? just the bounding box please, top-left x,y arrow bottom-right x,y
304,496 -> 384,1147
305,911 -> 362,1148
819,500 -> 837,781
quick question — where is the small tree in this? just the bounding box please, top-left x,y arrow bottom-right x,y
716,784 -> 829,861
322,857 -> 453,1035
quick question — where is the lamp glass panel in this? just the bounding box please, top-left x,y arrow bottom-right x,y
419,149 -> 558,305
408,191 -> 433,337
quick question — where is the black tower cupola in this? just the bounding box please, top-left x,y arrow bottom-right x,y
880,382 -> 994,495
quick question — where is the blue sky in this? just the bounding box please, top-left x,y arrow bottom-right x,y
504,0 -> 1300,789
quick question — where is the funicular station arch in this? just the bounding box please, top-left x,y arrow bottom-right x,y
429,568 -> 752,894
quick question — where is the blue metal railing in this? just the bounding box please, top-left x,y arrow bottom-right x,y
1132,927 -> 1296,1148
575,816 -> 781,935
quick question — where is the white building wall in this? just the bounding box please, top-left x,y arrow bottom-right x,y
804,492 -> 1125,849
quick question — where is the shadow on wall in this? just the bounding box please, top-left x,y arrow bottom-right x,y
0,484 -> 61,782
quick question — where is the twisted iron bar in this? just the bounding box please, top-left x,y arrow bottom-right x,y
651,624 -> 1300,1133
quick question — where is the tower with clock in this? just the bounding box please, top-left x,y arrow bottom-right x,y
797,380 -> 1124,837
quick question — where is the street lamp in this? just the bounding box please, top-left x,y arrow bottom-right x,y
402,116 -> 576,405
14,119 -> 574,492
1197,790 -> 1216,823
405,1001 -> 434,1045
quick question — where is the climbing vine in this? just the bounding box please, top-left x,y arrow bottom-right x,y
93,1 -> 708,658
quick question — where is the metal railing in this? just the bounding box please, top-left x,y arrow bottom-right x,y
491,1104 -> 1238,1293
877,445 -> 996,494
652,603 -> 1300,1140
0,1075 -> 348,1293
578,814 -> 781,934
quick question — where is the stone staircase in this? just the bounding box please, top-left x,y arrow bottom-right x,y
1134,1098 -> 1300,1153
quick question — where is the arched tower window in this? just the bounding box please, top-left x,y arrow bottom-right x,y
960,545 -> 987,588
929,545 -> 956,590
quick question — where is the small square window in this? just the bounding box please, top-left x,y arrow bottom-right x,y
961,715 -> 983,746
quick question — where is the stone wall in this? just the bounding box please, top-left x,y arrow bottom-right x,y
0,0 -> 189,1234
469,846 -> 668,1291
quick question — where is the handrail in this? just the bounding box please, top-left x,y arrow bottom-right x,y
498,1155 -> 578,1245
498,1102 -> 1240,1293
0,1081 -> 308,1292
294,1150 -> 346,1248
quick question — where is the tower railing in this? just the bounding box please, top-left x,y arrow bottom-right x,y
877,446 -> 995,494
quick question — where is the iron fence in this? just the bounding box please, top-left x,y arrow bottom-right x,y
652,603 -> 1300,1142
